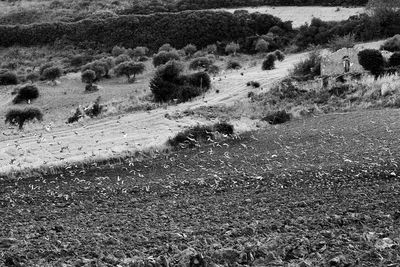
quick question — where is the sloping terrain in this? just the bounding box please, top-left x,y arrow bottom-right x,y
1,108 -> 400,266
0,52 -> 309,174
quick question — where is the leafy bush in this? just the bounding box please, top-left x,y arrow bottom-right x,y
189,57 -> 213,70
67,97 -> 103,123
111,45 -> 126,57
214,122 -> 234,135
186,72 -> 211,90
81,69 -> 96,87
42,66 -> 62,82
290,51 -> 321,80
226,60 -> 241,70
225,42 -> 240,55
207,64 -> 220,75
255,38 -> 269,53
81,60 -> 111,81
380,34 -> 400,52
39,63 -> 53,76
114,54 -> 131,66
25,72 -> 40,83
130,46 -> 148,58
206,44 -> 217,54
13,84 -> 39,104
158,43 -> 174,52
5,107 -> 43,129
247,81 -> 260,88
114,61 -> 146,82
262,53 -> 277,70
328,34 -> 355,52
0,71 -> 18,85
183,44 -> 197,57
150,60 -> 185,102
262,110 -> 291,125
70,54 -> 93,67
358,49 -> 384,78
153,50 -> 181,67
389,52 -> 400,67
273,50 -> 285,61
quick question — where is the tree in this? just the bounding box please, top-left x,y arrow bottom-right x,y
13,84 -> 39,104
183,44 -> 197,57
130,46 -> 148,58
114,61 -> 146,82
152,50 -> 180,67
81,70 -> 97,91
225,42 -> 240,56
358,49 -> 385,79
42,66 -> 62,84
111,45 -> 126,57
158,43 -> 174,52
5,107 -> 43,130
255,39 -> 269,53
206,44 -> 217,54
114,54 -> 131,65
262,53 -> 277,70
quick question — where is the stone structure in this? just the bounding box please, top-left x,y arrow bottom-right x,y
321,47 -> 364,76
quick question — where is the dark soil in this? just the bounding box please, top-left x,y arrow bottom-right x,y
1,109 -> 400,266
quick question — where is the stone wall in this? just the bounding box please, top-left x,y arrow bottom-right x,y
321,48 -> 364,76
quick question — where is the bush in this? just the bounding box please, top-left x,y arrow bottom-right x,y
158,43 -> 174,52
226,60 -> 241,70
114,54 -> 131,65
81,60 -> 108,81
81,69 -> 96,85
130,46 -> 148,58
214,122 -> 234,135
13,84 -> 39,104
186,72 -> 211,90
70,54 -> 93,67
5,107 -> 43,129
247,81 -> 260,88
225,42 -> 240,55
183,44 -> 197,57
389,52 -> 400,66
153,50 -> 181,67
262,53 -> 277,70
150,60 -> 185,102
380,34 -> 400,52
67,96 -> 103,123
291,51 -> 321,80
189,57 -> 213,70
328,34 -> 355,52
262,110 -> 291,125
114,61 -> 146,82
206,44 -> 217,54
42,66 -> 62,82
0,71 -> 18,85
207,64 -> 220,75
39,62 -> 53,76
25,72 -> 40,83
273,50 -> 285,61
358,49 -> 384,78
255,38 -> 269,53
111,45 -> 126,57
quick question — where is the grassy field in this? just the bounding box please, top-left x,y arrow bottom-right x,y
1,108 -> 400,266
218,6 -> 365,27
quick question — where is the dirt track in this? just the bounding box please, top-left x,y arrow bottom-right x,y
0,53 -> 310,174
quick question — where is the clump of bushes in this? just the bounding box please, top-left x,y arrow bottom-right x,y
25,72 -> 40,83
262,110 -> 291,125
158,43 -> 175,52
207,64 -> 220,75
168,122 -> 234,148
114,54 -> 131,65
255,38 -> 269,53
42,66 -> 62,84
183,44 -> 197,57
273,50 -> 285,61
129,46 -> 149,58
111,45 -> 126,57
226,60 -> 241,70
247,81 -> 260,88
12,84 -> 39,104
114,61 -> 146,83
290,51 -> 321,80
189,57 -> 214,70
225,42 -> 240,55
67,97 -> 103,123
0,70 -> 18,85
186,72 -> 211,90
81,70 -> 97,92
5,107 -> 43,130
153,50 -> 181,67
81,59 -> 113,81
262,53 -> 277,70
381,35 -> 400,52
358,49 -> 384,78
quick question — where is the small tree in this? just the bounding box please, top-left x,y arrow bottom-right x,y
206,44 -> 217,54
130,46 -> 148,58
358,49 -> 385,79
158,43 -> 174,52
114,54 -> 131,66
183,44 -> 197,57
262,53 -> 277,70
255,39 -> 269,53
13,84 -> 39,104
5,107 -> 43,130
114,61 -> 146,82
81,70 -> 96,91
42,66 -> 62,84
225,42 -> 240,56
153,50 -> 180,67
111,45 -> 126,57
39,62 -> 53,76
81,61 -> 106,81
273,50 -> 285,61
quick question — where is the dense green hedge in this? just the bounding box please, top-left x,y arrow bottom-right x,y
121,0 -> 368,15
0,11 -> 292,51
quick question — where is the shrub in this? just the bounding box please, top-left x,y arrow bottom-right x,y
81,61 -> 107,81
12,84 -> 39,104
225,42 -> 240,55
328,34 -> 355,52
255,38 -> 269,53
5,107 -> 43,129
70,54 -> 93,67
153,50 -> 181,67
389,52 -> 400,66
247,81 -> 260,88
193,50 -> 207,58
206,44 -> 217,54
189,57 -> 213,70
150,60 -> 185,102
207,64 -> 220,75
114,54 -> 131,65
130,46 -> 148,58
273,50 -> 285,61
39,63 -> 53,76
25,72 -> 40,83
380,34 -> 400,52
262,110 -> 291,125
214,122 -> 234,135
187,72 -> 211,90
42,66 -> 62,82
81,69 -> 96,86
158,43 -> 174,52
0,71 -> 18,85
291,51 -> 321,80
226,60 -> 241,70
358,49 -> 385,78
67,96 -> 103,123
262,53 -> 277,70
114,61 -> 146,82
111,45 -> 126,57
183,44 -> 197,57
